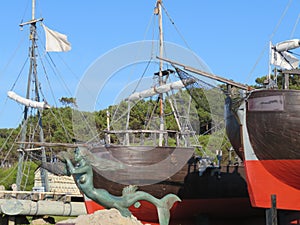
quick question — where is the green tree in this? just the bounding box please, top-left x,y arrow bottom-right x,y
254,71 -> 300,89
59,97 -> 77,107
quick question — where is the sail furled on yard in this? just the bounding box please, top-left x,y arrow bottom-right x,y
126,79 -> 195,101
273,39 -> 300,52
7,91 -> 50,109
42,24 -> 71,52
270,39 -> 300,70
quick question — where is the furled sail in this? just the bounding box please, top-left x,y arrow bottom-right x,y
126,78 -> 195,101
274,39 -> 300,52
7,91 -> 50,109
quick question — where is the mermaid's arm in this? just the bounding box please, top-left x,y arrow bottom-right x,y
65,158 -> 91,175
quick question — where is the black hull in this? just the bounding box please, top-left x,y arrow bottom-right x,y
86,146 -> 262,217
224,96 -> 243,159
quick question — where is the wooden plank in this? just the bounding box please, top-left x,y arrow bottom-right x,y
157,57 -> 250,90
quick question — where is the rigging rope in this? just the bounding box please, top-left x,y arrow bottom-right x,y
36,32 -> 105,143
36,46 -> 73,142
34,33 -> 86,143
20,153 -> 31,191
0,127 -> 23,166
244,0 -> 293,84
9,58 -> 29,92
19,0 -> 31,24
36,31 -> 74,98
144,98 -> 160,130
161,3 -> 192,50
131,59 -> 153,95
175,66 -> 227,157
0,163 -> 19,184
291,13 -> 300,38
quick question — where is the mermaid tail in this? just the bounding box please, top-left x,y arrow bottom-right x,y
121,186 -> 181,224
156,194 -> 181,225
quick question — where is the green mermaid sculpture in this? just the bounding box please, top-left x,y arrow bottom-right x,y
60,147 -> 180,225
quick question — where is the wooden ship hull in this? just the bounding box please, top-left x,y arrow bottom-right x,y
226,89 -> 300,211
82,145 -> 263,224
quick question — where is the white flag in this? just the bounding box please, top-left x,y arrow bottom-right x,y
42,24 -> 71,52
271,47 -> 299,70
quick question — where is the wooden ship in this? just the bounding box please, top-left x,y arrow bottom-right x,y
160,38 -> 300,224
75,1 -> 264,224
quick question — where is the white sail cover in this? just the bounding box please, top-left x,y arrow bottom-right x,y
127,78 -> 195,101
42,24 -> 71,52
274,39 -> 300,52
7,91 -> 50,109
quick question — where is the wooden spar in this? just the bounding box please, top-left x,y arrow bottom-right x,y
281,68 -> 300,75
0,198 -> 86,216
17,142 -> 88,148
157,57 -> 250,90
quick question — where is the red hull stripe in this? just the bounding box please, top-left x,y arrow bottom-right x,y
258,159 -> 300,190
84,197 -> 260,224
245,160 -> 300,210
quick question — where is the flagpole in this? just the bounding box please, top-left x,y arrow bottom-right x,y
268,41 -> 272,81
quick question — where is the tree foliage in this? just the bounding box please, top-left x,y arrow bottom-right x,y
254,71 -> 300,89
59,97 -> 77,107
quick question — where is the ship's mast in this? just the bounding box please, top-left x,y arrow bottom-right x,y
155,0 -> 165,146
17,0 -> 49,191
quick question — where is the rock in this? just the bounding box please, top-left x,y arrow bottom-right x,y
32,216 -> 55,224
57,208 -> 144,225
32,218 -> 49,224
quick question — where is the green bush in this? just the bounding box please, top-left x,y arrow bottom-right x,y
0,161 -> 38,191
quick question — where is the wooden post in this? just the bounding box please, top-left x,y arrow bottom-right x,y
176,133 -> 180,146
266,194 -> 277,225
8,216 -> 15,225
283,73 -> 289,90
140,133 -> 144,146
164,132 -> 168,146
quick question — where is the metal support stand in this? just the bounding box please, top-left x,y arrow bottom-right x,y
266,194 -> 277,225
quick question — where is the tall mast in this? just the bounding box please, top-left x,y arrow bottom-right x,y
32,0 -> 36,21
17,0 -> 49,191
155,0 -> 165,146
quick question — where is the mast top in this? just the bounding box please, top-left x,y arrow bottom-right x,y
19,0 -> 43,27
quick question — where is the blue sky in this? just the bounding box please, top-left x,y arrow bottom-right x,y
0,0 -> 299,128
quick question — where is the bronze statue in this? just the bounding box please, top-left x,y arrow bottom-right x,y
58,147 -> 180,225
